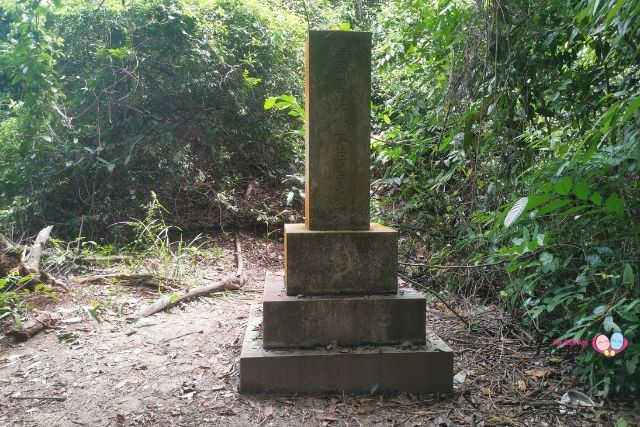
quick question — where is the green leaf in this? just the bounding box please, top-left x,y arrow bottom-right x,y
593,305 -> 607,315
504,197 -> 528,228
604,193 -> 624,215
621,95 -> 640,122
603,315 -> 620,333
573,179 -> 590,200
615,417 -> 630,427
539,252 -> 557,273
537,198 -> 572,216
553,177 -> 573,196
528,194 -> 553,210
623,264 -> 634,287
590,192 -> 603,206
606,0 -> 625,24
263,97 -> 276,110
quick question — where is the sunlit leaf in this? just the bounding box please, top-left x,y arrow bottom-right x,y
263,97 -> 276,110
504,197 -> 528,228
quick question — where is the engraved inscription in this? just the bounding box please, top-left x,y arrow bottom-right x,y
333,46 -> 349,214
305,31 -> 371,230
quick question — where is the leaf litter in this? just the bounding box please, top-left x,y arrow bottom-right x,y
0,233 -> 637,426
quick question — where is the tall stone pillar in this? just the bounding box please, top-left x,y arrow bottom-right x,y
239,31 -> 453,394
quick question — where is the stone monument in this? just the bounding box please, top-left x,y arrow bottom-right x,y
239,31 -> 453,393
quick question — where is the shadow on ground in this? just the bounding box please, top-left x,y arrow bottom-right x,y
0,234 -> 636,426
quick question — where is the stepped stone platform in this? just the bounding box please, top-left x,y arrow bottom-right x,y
240,305 -> 453,394
263,272 -> 425,348
238,30 -> 453,395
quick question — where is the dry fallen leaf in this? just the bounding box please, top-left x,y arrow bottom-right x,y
263,406 -> 273,418
525,368 -> 552,378
516,379 -> 527,391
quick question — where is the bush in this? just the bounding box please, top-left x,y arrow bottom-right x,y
0,0 -> 304,237
372,0 -> 640,397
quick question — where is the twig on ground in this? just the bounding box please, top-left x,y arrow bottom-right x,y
398,272 -> 470,328
74,273 -> 176,291
76,255 -> 133,264
399,260 -> 506,269
162,330 -> 204,343
10,395 -> 67,402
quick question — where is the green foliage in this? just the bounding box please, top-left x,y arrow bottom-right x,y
372,0 -> 639,397
0,271 -> 54,327
120,191 -> 204,282
0,273 -> 24,326
0,0 -> 305,237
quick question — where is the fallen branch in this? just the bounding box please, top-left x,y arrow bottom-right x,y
235,233 -> 244,276
135,277 -> 241,318
8,311 -> 58,342
398,272 -> 470,328
135,235 -> 246,318
1,226 -> 69,292
23,225 -> 53,271
76,255 -> 133,264
74,273 -> 176,291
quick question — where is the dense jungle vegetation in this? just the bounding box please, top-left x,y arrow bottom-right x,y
1,0 -> 639,398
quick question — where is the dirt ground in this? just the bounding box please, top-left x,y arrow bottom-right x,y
1,234 -> 637,426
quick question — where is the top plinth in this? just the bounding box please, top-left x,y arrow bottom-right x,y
304,31 -> 371,231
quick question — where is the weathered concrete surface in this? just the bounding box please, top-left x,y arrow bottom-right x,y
263,273 -> 425,348
305,31 -> 371,231
240,305 -> 453,394
284,223 -> 397,296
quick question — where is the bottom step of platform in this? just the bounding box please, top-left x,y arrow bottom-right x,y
239,305 -> 453,394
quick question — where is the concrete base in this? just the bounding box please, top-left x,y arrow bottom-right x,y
263,272 -> 425,348
285,223 -> 397,295
239,305 -> 453,394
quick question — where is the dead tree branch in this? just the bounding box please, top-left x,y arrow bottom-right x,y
135,234 -> 246,318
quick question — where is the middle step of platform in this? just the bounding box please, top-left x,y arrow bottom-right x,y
263,272 -> 426,349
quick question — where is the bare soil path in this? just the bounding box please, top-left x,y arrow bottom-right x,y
1,234 -> 636,426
